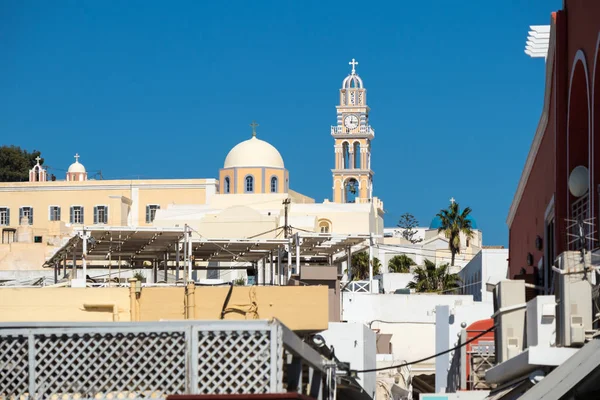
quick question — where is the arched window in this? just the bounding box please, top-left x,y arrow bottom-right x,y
318,220 -> 331,233
224,177 -> 231,194
245,176 -> 254,193
270,176 -> 278,193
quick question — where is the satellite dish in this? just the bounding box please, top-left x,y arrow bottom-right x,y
568,165 -> 589,197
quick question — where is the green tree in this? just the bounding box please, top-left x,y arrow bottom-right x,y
388,254 -> 416,273
350,251 -> 382,280
407,259 -> 461,293
436,201 -> 474,266
397,213 -> 423,244
0,146 -> 43,182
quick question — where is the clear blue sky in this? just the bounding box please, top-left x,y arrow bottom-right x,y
0,0 -> 561,245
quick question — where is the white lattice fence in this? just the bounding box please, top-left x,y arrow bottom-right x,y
0,321 -> 306,400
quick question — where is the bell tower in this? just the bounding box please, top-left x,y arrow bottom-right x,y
331,59 -> 375,203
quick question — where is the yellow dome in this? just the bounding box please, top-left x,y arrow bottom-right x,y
224,136 -> 284,169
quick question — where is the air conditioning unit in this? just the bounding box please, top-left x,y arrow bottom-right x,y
493,280 -> 526,363
526,295 -> 556,347
555,251 -> 593,347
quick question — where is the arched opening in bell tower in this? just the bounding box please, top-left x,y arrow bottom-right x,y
342,142 -> 350,169
353,142 -> 361,169
343,178 -> 359,203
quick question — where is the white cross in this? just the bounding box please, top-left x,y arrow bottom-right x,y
450,197 -> 456,204
349,58 -> 358,74
35,156 -> 41,164
74,153 -> 80,162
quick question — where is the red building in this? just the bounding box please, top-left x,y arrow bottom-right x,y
507,0 -> 600,293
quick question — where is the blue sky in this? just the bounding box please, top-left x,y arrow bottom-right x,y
0,0 -> 561,245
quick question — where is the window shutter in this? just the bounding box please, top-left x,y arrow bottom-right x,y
146,206 -> 150,223
6,208 -> 10,226
30,208 -> 33,225
81,207 -> 84,224
19,207 -> 23,224
105,206 -> 109,224
70,206 -> 74,224
94,206 -> 98,224
57,207 -> 61,221
48,206 -> 52,221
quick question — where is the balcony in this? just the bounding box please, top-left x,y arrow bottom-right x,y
331,125 -> 375,138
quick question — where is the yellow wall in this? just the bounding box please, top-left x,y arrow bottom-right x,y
193,286 -> 329,331
138,286 -> 186,321
0,285 -> 329,331
220,167 -> 287,194
0,287 -> 131,322
0,179 -> 214,233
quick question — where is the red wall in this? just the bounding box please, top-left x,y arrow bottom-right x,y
508,0 -> 600,281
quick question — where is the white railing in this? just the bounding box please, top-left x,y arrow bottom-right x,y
343,280 -> 379,293
330,125 -> 375,136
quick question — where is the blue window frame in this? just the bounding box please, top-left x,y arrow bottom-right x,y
270,176 -> 278,193
245,175 -> 254,193
224,177 -> 231,193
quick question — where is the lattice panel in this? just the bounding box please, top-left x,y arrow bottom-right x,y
0,335 -> 29,398
33,330 -> 188,399
196,330 -> 272,394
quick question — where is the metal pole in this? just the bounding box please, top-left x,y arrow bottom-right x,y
368,233 -> 374,293
176,242 -> 180,281
277,248 -> 282,285
187,226 -> 193,282
295,233 -> 301,277
287,238 -> 293,281
153,259 -> 158,283
164,251 -> 168,282
72,249 -> 76,279
183,230 -> 188,285
82,230 -> 88,280
270,250 -> 274,286
54,261 -> 58,284
62,254 -> 67,278
346,246 -> 352,282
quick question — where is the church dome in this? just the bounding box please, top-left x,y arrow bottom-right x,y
68,154 -> 86,173
429,215 -> 478,230
224,136 -> 285,169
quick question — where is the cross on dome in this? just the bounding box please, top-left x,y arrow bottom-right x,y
250,120 -> 259,137
35,156 -> 41,164
74,153 -> 80,162
349,58 -> 358,74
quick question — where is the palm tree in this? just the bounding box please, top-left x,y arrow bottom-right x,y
388,254 -> 416,273
407,259 -> 461,293
436,201 -> 474,266
350,251 -> 382,280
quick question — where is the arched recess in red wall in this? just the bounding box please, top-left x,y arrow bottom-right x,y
592,36 -> 600,243
566,52 -> 591,232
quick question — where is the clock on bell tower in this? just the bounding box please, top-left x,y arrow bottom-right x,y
331,59 -> 375,203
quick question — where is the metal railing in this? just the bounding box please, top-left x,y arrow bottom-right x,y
330,125 -> 375,136
0,319 -> 334,400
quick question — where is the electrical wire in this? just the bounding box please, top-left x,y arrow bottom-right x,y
351,325 -> 495,373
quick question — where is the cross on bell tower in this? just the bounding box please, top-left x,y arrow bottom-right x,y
331,59 -> 375,204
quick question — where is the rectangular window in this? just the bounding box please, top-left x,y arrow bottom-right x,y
0,207 -> 9,226
49,206 -> 61,221
70,206 -> 84,224
146,204 -> 160,223
19,207 -> 33,225
94,205 -> 108,224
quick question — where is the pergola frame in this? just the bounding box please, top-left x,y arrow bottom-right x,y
43,226 -> 376,289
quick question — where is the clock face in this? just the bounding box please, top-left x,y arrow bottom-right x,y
344,115 -> 359,130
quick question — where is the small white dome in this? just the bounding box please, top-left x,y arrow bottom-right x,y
68,153 -> 86,173
68,161 -> 86,173
224,136 -> 284,169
